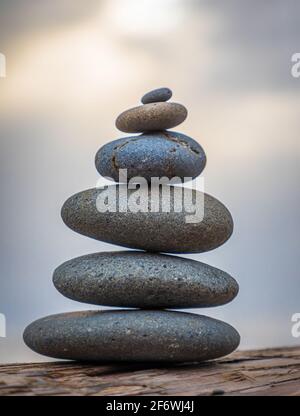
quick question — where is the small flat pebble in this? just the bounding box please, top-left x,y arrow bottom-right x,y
53,251 -> 239,308
141,87 -> 172,104
95,131 -> 206,183
23,310 -> 240,362
115,102 -> 187,133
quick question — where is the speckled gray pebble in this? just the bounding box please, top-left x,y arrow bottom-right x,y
23,310 -> 240,362
53,251 -> 239,308
61,185 -> 233,253
95,131 -> 206,183
141,88 -> 172,104
116,102 -> 187,133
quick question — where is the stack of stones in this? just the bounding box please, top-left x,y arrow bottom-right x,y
24,88 -> 240,362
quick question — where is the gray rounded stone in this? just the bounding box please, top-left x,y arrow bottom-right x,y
95,131 -> 206,183
61,185 -> 233,253
141,87 -> 172,104
115,102 -> 187,133
23,310 -> 240,362
53,251 -> 238,308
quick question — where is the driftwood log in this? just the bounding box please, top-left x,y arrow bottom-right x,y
0,347 -> 299,396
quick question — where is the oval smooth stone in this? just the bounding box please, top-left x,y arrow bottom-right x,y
95,131 -> 206,183
141,87 -> 172,104
23,310 -> 240,362
115,102 -> 187,133
53,251 -> 238,308
61,186 -> 233,253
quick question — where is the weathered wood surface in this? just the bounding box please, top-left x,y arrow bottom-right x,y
0,347 -> 300,396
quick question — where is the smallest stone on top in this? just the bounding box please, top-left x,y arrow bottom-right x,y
116,87 -> 187,133
141,87 -> 172,104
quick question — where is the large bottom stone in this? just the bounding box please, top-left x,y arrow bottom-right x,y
23,310 -> 240,362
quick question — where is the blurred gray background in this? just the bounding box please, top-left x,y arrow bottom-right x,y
0,0 -> 299,363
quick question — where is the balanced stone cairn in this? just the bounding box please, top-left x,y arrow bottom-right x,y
24,88 -> 240,362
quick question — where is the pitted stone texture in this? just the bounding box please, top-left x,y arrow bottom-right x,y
95,131 -> 206,183
115,102 -> 187,133
23,310 -> 240,362
141,87 -> 172,104
53,251 -> 239,308
61,185 -> 233,253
